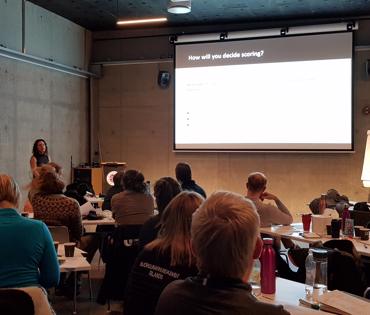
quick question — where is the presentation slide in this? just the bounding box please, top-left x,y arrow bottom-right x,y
174,32 -> 353,151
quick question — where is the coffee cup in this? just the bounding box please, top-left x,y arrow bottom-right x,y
360,228 -> 370,241
302,214 -> 312,232
64,242 -> 76,257
53,241 -> 59,253
331,219 -> 341,238
354,226 -> 363,237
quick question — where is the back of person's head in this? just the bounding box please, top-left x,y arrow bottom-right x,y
154,177 -> 181,213
0,174 -> 20,207
246,172 -> 267,193
32,138 -> 48,157
148,191 -> 204,266
175,162 -> 192,183
36,165 -> 65,194
191,191 -> 260,279
122,169 -> 146,193
76,182 -> 89,196
47,162 -> 62,175
113,171 -> 125,187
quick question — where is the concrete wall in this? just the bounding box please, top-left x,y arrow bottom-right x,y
94,22 -> 370,221
0,1 -> 90,204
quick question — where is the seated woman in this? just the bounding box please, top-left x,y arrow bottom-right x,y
124,191 -> 204,315
112,170 -> 154,225
0,174 -> 59,289
31,164 -> 98,262
139,177 -> 181,249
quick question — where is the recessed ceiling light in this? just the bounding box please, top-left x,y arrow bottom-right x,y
116,17 -> 167,25
167,0 -> 191,14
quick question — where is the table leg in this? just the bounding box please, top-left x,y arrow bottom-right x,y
73,271 -> 77,314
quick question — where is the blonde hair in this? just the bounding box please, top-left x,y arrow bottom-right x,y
191,191 -> 260,279
0,174 -> 20,207
147,191 -> 204,267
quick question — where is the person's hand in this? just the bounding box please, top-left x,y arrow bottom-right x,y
261,191 -> 278,201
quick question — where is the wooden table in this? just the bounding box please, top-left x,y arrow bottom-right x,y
259,278 -> 328,314
260,223 -> 370,257
58,246 -> 91,314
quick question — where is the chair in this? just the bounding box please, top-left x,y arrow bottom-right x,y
323,240 -> 367,296
97,225 -> 142,309
350,210 -> 370,227
48,225 -> 70,243
0,289 -> 35,315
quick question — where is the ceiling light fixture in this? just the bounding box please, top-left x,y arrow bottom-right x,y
116,17 -> 167,25
167,0 -> 191,14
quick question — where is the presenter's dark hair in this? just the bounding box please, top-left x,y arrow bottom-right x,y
122,170 -> 146,193
175,162 -> 192,183
32,139 -> 48,157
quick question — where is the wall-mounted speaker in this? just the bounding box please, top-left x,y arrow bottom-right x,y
158,71 -> 171,88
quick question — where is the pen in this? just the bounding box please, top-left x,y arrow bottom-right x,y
299,298 -> 320,310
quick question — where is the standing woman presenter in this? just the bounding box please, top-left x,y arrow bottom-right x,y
30,139 -> 50,176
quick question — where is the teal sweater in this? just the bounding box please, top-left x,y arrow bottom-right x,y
0,208 -> 60,288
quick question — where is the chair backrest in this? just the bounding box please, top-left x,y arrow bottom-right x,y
48,225 -> 70,243
350,210 -> 370,227
0,289 -> 35,315
323,240 -> 367,296
97,225 -> 142,304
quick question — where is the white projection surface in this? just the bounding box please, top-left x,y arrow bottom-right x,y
174,32 -> 353,151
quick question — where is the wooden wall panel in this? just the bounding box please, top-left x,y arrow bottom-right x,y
96,51 -> 370,223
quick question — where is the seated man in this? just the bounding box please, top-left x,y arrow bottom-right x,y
155,191 -> 290,315
246,172 -> 300,281
246,172 -> 293,227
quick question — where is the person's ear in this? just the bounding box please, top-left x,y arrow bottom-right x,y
253,237 -> 263,259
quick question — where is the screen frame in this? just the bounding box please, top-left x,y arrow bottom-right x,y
173,30 -> 354,153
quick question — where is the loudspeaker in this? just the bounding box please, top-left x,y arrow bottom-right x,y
158,71 -> 171,88
73,167 -> 102,195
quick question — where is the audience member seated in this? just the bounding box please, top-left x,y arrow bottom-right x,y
30,164 -> 99,263
155,191 -> 290,315
246,172 -> 293,227
124,191 -> 204,315
139,177 -> 181,248
112,170 -> 154,225
175,162 -> 206,198
102,171 -> 124,210
246,172 -> 303,282
64,181 -> 93,206
0,174 -> 59,289
309,189 -> 349,216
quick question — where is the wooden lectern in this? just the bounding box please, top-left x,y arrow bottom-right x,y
73,162 -> 126,195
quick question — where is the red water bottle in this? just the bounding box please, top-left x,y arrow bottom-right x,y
260,238 -> 276,294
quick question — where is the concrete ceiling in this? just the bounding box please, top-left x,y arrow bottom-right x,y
28,0 -> 370,32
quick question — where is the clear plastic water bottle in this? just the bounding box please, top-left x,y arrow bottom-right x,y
248,259 -> 261,296
305,249 -> 315,300
312,248 -> 328,303
341,205 -> 350,234
260,238 -> 276,294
